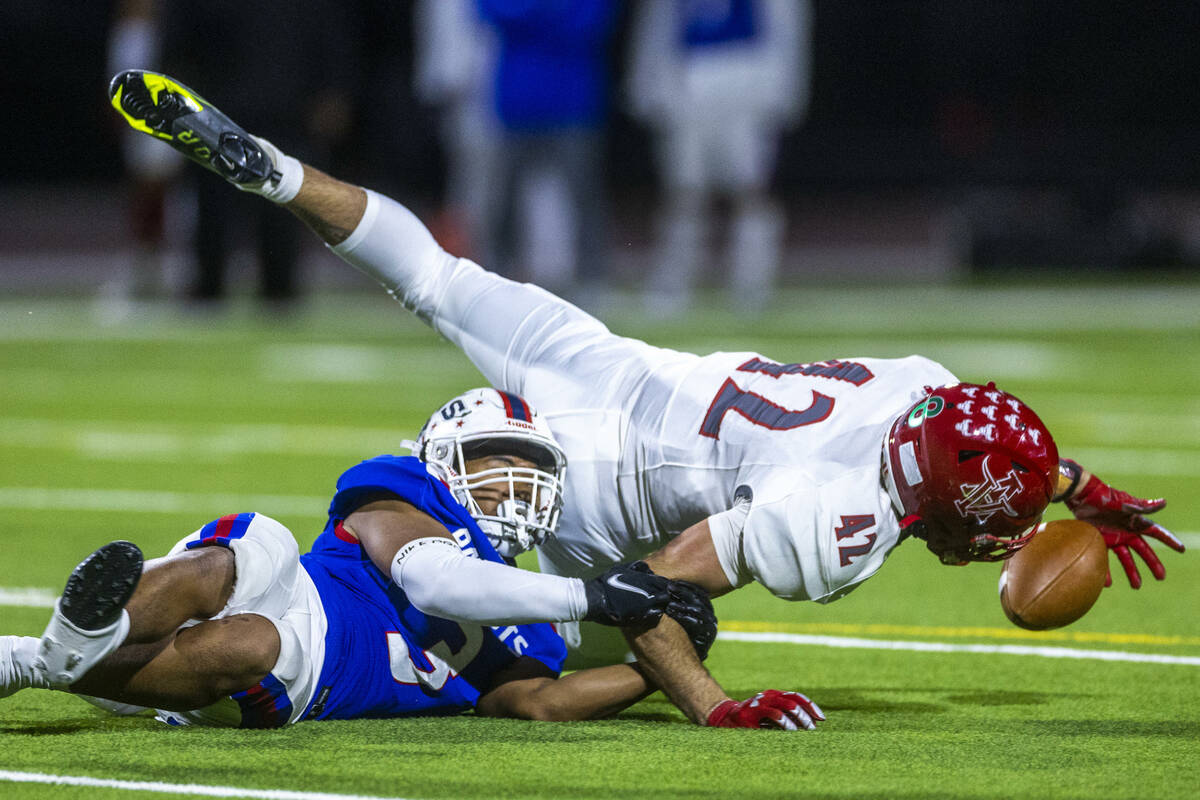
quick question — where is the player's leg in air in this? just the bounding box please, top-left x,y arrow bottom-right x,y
107,71 -> 687,422
108,70 -> 696,584
2,514 -> 316,726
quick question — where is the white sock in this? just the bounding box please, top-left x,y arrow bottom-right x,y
1,636 -> 51,697
238,136 -> 303,204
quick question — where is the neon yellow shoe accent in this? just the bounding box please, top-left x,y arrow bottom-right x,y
110,73 -> 203,141
108,70 -> 275,185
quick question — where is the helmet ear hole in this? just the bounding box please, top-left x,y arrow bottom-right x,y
957,450 -> 984,463
1011,461 -> 1030,473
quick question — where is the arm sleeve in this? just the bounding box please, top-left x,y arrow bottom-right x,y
391,537 -> 590,626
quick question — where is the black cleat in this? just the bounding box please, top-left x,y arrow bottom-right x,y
58,541 -> 144,631
109,69 -> 277,186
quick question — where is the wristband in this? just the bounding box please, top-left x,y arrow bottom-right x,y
706,699 -> 737,727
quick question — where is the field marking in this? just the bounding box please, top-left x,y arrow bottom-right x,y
0,487 -> 327,517
0,418 -> 408,459
717,632 -> 1200,666
721,619 -> 1200,648
0,770 -> 412,800
4,586 -> 1199,660
0,587 -> 56,608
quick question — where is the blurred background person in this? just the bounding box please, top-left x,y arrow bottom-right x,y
476,0 -> 621,303
102,0 -> 181,312
628,0 -> 811,313
414,0 -> 498,262
160,0 -> 356,311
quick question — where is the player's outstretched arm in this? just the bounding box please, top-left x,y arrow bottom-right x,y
345,500 -> 673,627
475,658 -> 654,722
1054,459 -> 1184,588
634,520 -> 824,729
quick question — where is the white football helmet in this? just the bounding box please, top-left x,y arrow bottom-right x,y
408,388 -> 567,558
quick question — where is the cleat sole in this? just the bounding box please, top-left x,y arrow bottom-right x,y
59,541 -> 143,632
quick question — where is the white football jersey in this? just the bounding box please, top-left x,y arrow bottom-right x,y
334,192 -> 960,603
537,351 -> 957,602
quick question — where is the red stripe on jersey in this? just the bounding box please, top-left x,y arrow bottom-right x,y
214,514 -> 238,539
333,520 -> 358,544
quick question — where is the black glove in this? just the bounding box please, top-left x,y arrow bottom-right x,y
582,561 -> 671,626
665,580 -> 718,660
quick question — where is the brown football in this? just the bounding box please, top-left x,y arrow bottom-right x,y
999,520 -> 1107,630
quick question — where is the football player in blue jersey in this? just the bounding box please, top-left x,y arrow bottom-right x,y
2,388 -> 810,729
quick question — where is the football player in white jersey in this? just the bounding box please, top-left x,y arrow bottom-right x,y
109,71 -> 1183,727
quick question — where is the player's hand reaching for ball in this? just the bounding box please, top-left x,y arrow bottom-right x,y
707,690 -> 825,731
1060,459 -> 1184,588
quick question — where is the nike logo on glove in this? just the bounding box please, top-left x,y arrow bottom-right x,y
605,573 -> 653,598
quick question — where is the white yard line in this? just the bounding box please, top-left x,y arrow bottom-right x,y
716,632 -> 1200,666
0,418 -> 407,459
0,487 -> 326,516
0,771 -> 414,800
4,583 -> 1197,664
0,587 -> 56,608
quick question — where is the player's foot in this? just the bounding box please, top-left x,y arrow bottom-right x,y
0,636 -> 48,698
35,541 -> 143,687
109,70 -> 276,186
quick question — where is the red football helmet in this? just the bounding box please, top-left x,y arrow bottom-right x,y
885,382 -> 1058,564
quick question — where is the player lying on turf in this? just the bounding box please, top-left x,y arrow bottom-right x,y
107,70 -> 1181,726
0,387 -> 820,730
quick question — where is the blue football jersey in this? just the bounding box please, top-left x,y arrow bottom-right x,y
298,455 -> 566,721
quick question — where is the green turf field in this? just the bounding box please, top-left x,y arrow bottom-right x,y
1,284 -> 1197,799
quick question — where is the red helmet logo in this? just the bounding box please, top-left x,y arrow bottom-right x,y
886,382 -> 1058,564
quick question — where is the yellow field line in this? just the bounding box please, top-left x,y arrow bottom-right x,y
722,619 -> 1200,647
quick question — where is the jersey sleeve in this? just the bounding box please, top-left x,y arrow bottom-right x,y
728,467 -> 903,603
328,455 -> 439,519
323,454 -> 505,562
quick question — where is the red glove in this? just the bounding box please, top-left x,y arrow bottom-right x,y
706,690 -> 824,731
1062,462 -> 1184,589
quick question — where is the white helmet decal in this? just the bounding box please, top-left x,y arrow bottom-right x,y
410,388 -> 567,558
954,455 -> 1021,522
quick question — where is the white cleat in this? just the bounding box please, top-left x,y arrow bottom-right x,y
36,541 -> 143,688
1,636 -> 48,698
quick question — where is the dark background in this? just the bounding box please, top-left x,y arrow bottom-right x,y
4,0 -> 1200,272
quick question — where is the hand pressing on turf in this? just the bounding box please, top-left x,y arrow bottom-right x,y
706,690 -> 824,731
1059,459 -> 1184,588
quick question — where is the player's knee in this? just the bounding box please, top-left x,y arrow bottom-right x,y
177,615 -> 281,697
179,547 -> 237,617
129,547 -> 236,638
